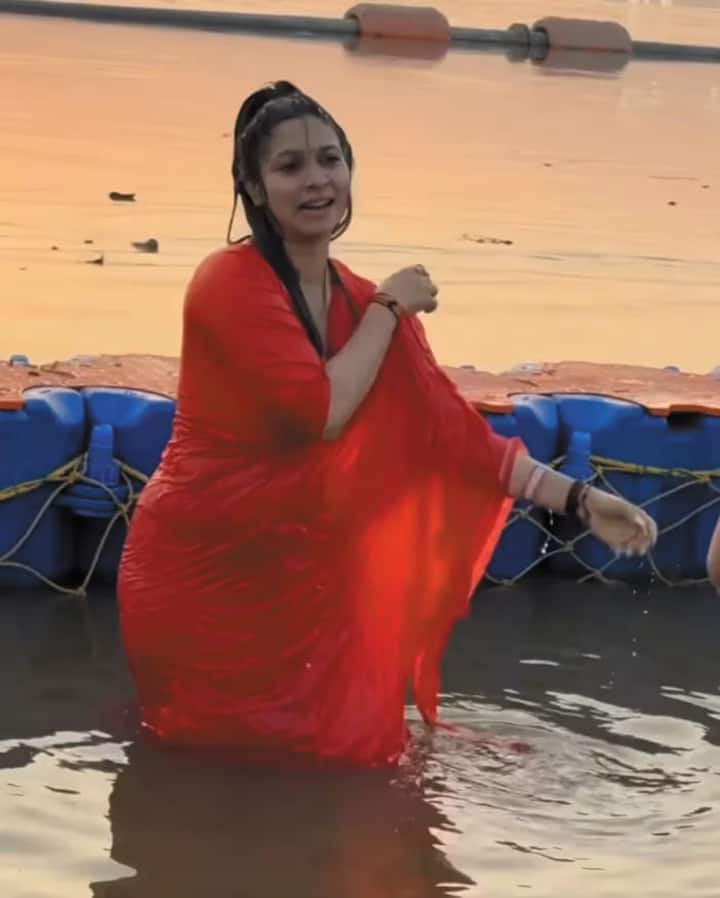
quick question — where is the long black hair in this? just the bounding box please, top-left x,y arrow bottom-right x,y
228,81 -> 354,357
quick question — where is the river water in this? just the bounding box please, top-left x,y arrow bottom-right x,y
1,582 -> 720,896
2,1 -> 720,371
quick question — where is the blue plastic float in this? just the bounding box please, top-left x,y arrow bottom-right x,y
549,396 -> 720,582
0,387 -> 85,588
1,355 -> 718,592
72,388 -> 175,583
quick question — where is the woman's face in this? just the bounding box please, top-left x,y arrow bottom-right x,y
255,115 -> 350,244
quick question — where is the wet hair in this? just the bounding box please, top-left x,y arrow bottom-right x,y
228,80 -> 354,357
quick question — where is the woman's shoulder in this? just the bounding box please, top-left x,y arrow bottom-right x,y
190,242 -> 272,288
184,243 -> 281,317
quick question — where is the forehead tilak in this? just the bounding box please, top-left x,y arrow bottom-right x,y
269,119 -> 340,158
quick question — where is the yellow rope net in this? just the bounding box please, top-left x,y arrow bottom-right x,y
484,455 -> 719,588
0,456 -> 148,597
1,453 -> 717,595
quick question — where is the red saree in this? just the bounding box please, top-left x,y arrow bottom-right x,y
117,243 -> 523,767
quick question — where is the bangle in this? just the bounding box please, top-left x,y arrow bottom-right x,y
370,293 -> 401,322
578,485 -> 592,525
565,480 -> 590,518
522,463 -> 549,503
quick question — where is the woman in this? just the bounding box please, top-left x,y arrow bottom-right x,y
117,81 -> 657,767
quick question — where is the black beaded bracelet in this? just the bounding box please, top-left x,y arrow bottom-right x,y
565,480 -> 587,517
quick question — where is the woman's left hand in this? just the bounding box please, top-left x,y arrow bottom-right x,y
583,488 -> 658,557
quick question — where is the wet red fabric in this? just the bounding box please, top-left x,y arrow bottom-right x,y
117,243 -> 523,767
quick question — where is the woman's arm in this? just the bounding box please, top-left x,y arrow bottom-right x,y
323,266 -> 438,439
508,452 -> 657,556
322,303 -> 396,439
508,452 -> 572,510
185,252 -> 436,444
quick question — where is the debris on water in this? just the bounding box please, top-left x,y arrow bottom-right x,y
507,361 -> 544,376
109,191 -> 136,202
461,233 -> 513,246
131,237 -> 159,253
86,254 -> 105,266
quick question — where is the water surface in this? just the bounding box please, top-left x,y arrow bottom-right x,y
1,582 -> 719,897
2,1 -> 720,372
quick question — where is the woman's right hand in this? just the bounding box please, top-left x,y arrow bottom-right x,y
583,488 -> 658,557
377,264 -> 438,316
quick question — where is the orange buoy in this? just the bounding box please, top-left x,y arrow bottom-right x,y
0,354 -> 179,411
345,3 -> 449,43
532,17 -> 632,54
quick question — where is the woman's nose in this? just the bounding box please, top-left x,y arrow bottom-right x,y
304,160 -> 330,187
